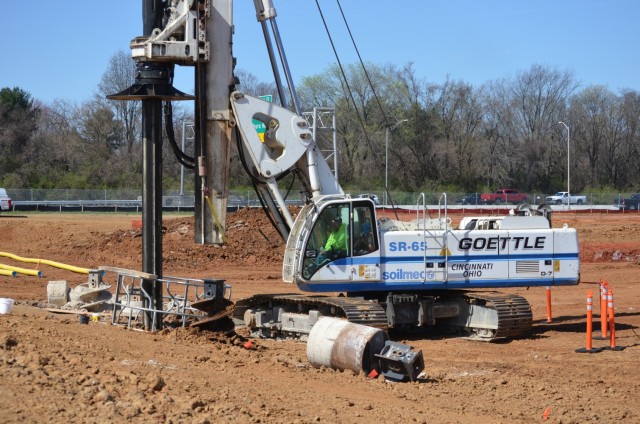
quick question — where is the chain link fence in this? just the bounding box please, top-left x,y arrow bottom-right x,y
2,188 -> 633,210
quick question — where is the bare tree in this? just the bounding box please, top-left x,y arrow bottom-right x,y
618,90 -> 640,187
97,50 -> 141,155
74,100 -> 128,186
479,65 -> 577,191
25,100 -> 84,187
235,69 -> 278,100
480,79 -> 520,189
569,86 -> 618,189
431,78 -> 484,188
298,64 -> 374,184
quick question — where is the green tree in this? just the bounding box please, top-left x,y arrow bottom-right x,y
0,87 -> 38,185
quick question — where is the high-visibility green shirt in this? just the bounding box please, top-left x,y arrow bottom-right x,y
324,223 -> 347,251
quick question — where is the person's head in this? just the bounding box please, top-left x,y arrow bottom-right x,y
329,216 -> 342,231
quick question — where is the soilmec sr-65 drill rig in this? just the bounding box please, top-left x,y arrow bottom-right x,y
120,0 -> 579,342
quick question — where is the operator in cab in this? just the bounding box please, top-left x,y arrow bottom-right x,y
320,216 -> 347,260
304,213 -> 348,277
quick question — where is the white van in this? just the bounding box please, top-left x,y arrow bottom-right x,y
0,188 -> 12,211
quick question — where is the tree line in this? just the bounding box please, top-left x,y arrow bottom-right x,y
1,51 -> 639,195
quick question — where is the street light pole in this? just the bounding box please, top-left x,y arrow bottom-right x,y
385,119 -> 408,206
559,121 -> 570,209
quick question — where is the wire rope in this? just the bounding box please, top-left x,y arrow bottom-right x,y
314,0 -> 381,163
335,0 -> 391,127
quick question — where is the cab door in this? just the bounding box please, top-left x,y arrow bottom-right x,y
350,201 -> 381,282
300,200 -> 380,282
301,202 -> 352,282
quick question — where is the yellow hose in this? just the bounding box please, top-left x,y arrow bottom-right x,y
0,263 -> 42,277
0,252 -> 90,274
0,269 -> 16,277
204,195 -> 225,243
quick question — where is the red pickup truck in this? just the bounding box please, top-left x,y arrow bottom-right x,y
480,189 -> 528,205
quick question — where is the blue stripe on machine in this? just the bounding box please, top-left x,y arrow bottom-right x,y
331,253 -> 579,266
380,252 -> 578,264
297,278 -> 579,293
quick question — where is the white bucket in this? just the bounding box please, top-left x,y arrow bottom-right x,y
0,298 -> 15,314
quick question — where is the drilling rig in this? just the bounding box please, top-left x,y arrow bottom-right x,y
113,0 -> 580,340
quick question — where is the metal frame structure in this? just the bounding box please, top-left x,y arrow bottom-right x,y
303,107 -> 338,180
102,266 -> 232,330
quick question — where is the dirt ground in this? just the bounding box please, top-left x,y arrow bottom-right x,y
1,208 -> 639,423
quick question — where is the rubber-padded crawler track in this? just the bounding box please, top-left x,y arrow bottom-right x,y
233,294 -> 388,329
464,291 -> 533,339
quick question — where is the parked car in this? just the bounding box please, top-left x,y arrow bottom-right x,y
615,193 -> 640,211
456,193 -> 481,205
228,195 -> 246,207
356,194 -> 380,205
0,188 -> 12,212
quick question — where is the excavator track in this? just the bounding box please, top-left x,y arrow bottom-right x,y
234,291 -> 531,341
233,294 -> 388,330
456,291 -> 533,341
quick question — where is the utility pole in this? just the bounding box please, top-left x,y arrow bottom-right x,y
559,121 -> 570,210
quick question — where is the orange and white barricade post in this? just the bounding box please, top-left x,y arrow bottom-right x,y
575,290 -> 603,354
604,287 -> 625,351
594,280 -> 609,340
545,286 -> 553,323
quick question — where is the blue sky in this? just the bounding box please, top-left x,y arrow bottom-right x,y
2,0 -> 637,104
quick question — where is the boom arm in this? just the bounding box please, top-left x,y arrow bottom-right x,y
231,91 -> 343,240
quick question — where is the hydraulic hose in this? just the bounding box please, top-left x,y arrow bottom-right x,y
0,252 -> 90,274
0,263 -> 42,277
163,101 -> 195,169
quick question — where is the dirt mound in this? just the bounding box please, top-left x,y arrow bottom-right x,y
33,207 -> 289,278
90,208 -> 287,272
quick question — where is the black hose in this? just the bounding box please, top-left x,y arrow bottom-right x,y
163,101 -> 195,169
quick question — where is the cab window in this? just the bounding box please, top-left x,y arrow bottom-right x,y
302,204 -> 350,278
352,202 -> 378,256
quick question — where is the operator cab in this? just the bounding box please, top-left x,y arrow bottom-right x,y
291,197 -> 380,282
